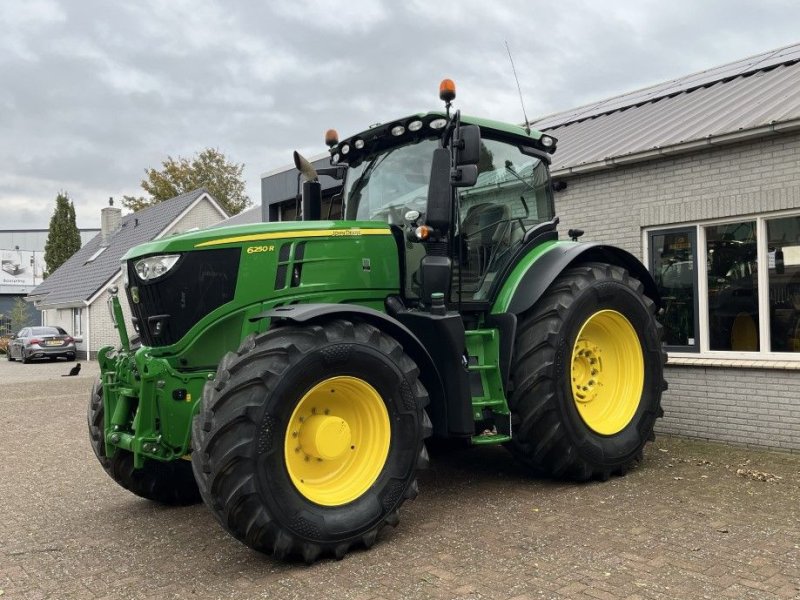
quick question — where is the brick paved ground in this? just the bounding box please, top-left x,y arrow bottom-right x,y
1,359 -> 799,600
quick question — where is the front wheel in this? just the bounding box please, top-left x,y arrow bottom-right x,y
508,263 -> 665,480
192,319 -> 430,562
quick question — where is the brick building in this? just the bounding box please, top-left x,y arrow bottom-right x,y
531,43 -> 800,451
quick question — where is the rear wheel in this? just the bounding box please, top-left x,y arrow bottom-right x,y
508,263 -> 665,480
87,378 -> 201,505
21,350 -> 30,364
192,319 -> 430,562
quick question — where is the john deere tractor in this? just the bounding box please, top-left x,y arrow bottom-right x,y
90,80 -> 665,562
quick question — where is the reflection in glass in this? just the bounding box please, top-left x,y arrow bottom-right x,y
706,221 -> 759,351
651,230 -> 696,347
767,216 -> 800,352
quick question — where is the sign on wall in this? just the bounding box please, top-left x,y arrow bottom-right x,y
1,249 -> 46,288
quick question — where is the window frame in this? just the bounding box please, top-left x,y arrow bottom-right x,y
647,226 -> 700,353
72,307 -> 83,337
643,208 -> 800,362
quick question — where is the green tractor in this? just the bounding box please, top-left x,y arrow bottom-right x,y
90,81 -> 665,562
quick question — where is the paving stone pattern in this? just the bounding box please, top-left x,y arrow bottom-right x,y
1,359 -> 799,599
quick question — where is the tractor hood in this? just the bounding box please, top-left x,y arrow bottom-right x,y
121,220 -> 392,261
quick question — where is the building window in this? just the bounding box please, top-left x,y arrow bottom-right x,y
72,308 -> 82,336
84,247 -> 106,264
649,228 -> 698,351
767,215 -> 800,352
706,221 -> 759,351
646,210 -> 800,358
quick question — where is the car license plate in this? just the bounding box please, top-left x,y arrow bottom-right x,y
46,340 -> 61,346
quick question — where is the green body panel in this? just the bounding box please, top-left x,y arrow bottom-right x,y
491,240 -> 576,314
101,222 -> 401,466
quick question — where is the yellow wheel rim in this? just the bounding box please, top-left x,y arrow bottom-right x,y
571,310 -> 644,435
284,376 -> 391,506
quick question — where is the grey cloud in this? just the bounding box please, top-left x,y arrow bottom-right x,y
2,0 -> 800,229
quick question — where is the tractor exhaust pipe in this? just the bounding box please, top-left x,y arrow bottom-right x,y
293,150 -> 322,221
301,180 -> 321,221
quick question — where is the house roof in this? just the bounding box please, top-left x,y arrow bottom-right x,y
530,42 -> 800,175
214,204 -> 262,227
29,188 -> 214,307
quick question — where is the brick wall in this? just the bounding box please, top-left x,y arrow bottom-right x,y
555,132 -> 800,451
88,274 -> 132,358
659,365 -> 800,451
164,197 -> 225,236
555,132 -> 800,257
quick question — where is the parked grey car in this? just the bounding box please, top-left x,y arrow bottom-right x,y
7,326 -> 77,363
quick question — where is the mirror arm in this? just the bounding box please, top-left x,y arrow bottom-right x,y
316,165 -> 348,180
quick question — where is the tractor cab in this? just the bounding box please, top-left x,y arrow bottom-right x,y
316,85 -> 559,312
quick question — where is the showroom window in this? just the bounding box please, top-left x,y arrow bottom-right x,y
649,228 -> 699,351
647,211 -> 800,357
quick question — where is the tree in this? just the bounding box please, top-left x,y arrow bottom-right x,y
123,148 -> 250,215
44,192 -> 82,277
10,297 -> 31,334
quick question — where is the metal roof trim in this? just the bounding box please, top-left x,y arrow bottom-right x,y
551,117 -> 800,177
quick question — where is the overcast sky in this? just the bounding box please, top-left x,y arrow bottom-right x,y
2,0 -> 800,232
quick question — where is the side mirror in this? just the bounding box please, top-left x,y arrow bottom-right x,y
426,147 -> 452,232
454,125 -> 480,166
451,124 -> 480,187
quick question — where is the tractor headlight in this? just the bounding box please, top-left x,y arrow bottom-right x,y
134,254 -> 180,281
429,118 -> 447,129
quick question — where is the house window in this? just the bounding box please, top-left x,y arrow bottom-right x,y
649,228 -> 698,351
72,308 -> 83,336
646,210 -> 800,358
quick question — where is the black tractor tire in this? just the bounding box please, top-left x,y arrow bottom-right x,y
192,318 -> 430,563
87,377 -> 201,505
508,263 -> 666,481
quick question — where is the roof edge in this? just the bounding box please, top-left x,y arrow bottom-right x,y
551,118 -> 800,178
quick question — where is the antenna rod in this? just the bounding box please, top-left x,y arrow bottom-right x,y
505,41 -> 531,134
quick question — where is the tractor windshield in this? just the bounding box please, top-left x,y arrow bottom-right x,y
343,138 -> 438,225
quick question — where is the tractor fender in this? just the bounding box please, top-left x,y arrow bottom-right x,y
493,242 -> 661,316
252,303 -> 447,424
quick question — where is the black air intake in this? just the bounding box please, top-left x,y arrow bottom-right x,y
127,248 -> 240,347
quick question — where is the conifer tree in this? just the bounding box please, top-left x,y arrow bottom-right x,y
44,192 -> 82,277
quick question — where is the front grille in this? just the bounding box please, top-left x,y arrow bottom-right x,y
127,248 -> 240,346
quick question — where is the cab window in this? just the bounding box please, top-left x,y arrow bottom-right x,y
454,138 -> 554,302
